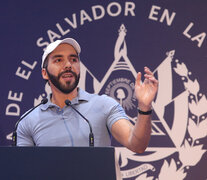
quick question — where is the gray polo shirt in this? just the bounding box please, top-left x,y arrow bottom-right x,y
17,88 -> 129,146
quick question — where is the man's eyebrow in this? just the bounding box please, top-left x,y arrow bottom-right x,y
51,54 -> 78,59
69,54 -> 78,57
51,55 -> 63,59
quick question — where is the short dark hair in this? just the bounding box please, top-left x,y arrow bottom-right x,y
42,56 -> 49,84
43,56 -> 49,69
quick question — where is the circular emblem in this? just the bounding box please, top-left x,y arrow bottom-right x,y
105,78 -> 136,111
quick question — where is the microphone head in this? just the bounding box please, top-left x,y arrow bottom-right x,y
65,99 -> 71,106
41,98 -> 48,104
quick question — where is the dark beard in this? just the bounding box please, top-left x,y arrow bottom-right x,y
46,69 -> 80,94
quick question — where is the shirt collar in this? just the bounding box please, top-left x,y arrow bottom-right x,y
40,88 -> 91,110
40,94 -> 56,111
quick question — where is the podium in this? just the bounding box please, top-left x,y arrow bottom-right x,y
0,147 -> 119,180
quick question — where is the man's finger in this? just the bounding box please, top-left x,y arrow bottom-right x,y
136,72 -> 142,86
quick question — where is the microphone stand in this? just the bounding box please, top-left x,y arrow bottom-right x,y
12,98 -> 48,146
65,99 -> 94,147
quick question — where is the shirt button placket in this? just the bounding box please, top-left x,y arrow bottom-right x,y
57,108 -> 63,114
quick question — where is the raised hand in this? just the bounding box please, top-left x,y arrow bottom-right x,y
135,67 -> 158,111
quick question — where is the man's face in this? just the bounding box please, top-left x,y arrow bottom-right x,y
42,43 -> 80,94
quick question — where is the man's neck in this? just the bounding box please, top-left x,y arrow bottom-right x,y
51,88 -> 78,108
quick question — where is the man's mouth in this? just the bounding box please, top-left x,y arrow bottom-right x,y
62,73 -> 73,78
61,72 -> 74,81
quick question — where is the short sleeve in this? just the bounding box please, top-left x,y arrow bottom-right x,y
17,119 -> 34,146
103,95 -> 129,131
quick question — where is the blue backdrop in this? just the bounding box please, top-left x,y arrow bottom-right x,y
1,0 -> 207,179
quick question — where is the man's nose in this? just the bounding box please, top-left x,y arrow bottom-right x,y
64,60 -> 72,69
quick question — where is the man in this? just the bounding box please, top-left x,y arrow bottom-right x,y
17,38 -> 158,153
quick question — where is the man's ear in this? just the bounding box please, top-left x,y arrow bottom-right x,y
42,68 -> 49,80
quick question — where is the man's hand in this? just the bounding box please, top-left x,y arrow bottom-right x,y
135,67 -> 158,111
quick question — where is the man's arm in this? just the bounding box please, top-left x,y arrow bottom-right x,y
111,67 -> 158,153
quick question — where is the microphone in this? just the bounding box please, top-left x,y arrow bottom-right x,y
65,99 -> 94,147
12,98 -> 48,146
